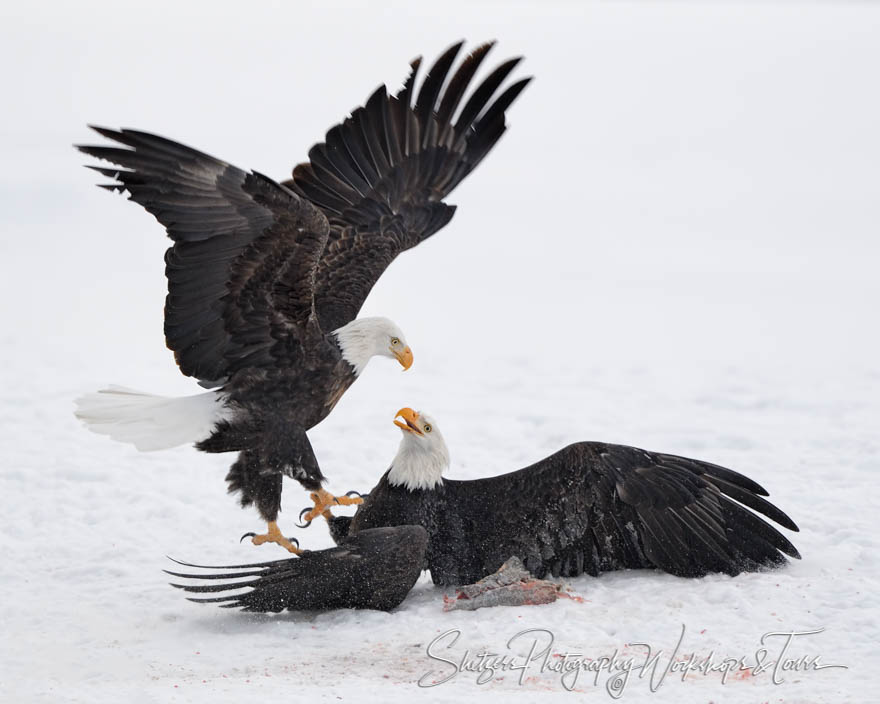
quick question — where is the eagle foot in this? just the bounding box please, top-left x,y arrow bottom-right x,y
296,488 -> 364,528
240,521 -> 302,554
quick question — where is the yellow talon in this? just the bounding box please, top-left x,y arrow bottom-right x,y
300,488 -> 364,525
248,521 -> 302,554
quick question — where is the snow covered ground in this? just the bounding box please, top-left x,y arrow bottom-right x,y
2,1 -> 879,701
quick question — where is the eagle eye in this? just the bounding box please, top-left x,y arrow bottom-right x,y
391,337 -> 400,345
424,424 -> 432,433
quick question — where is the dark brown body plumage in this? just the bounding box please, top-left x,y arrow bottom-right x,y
197,333 -> 358,519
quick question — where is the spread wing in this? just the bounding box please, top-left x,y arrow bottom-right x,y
78,128 -> 330,385
285,41 -> 532,331
166,525 -> 427,612
444,442 -> 800,582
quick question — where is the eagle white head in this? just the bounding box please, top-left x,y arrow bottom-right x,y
333,317 -> 413,375
388,407 -> 450,491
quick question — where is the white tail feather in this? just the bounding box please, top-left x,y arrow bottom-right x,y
74,385 -> 231,452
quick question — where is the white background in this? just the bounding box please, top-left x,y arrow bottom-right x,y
1,1 -> 878,702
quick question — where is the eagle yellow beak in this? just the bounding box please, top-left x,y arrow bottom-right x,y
394,407 -> 422,435
394,346 -> 414,371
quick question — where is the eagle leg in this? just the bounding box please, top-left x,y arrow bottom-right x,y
240,521 -> 302,554
296,488 -> 364,528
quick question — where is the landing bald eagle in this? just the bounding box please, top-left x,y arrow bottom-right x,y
74,42 -> 531,552
338,408 -> 801,585
172,408 -> 800,612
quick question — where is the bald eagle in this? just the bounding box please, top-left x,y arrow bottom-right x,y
73,42 -> 531,552
337,408 -> 801,585
172,408 -> 801,612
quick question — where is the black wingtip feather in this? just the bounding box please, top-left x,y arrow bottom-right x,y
164,568 -> 267,580
703,475 -> 800,532
185,595 -> 248,604
281,42 -> 530,328
414,41 -> 464,122
84,164 -> 124,177
294,41 -> 529,229
456,56 -> 524,131
166,555 -> 291,570
87,124 -> 121,140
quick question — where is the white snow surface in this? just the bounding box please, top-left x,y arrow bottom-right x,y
2,1 -> 879,702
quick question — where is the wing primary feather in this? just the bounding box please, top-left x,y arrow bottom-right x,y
718,496 -> 802,559
473,77 -> 533,132
414,41 -> 464,126
164,569 -> 267,580
165,556 -> 296,570
323,126 -> 373,193
171,579 -> 261,593
436,41 -> 495,128
396,57 -> 422,155
185,595 -> 250,604
396,56 -> 422,107
454,57 -> 523,135
702,475 -> 799,531
380,104 -> 403,170
663,454 -> 770,496
363,86 -> 393,172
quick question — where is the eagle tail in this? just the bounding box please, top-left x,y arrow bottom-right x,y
73,384 -> 230,451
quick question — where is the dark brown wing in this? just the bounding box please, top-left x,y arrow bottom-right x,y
166,525 -> 428,612
441,442 -> 800,582
78,127 -> 329,384
285,41 -> 532,331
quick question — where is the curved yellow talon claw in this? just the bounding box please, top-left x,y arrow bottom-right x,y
242,521 -> 301,554
296,488 -> 364,528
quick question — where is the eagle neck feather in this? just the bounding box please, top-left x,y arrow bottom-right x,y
388,436 -> 448,492
333,318 -> 379,375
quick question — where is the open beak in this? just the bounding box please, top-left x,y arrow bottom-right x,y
394,407 -> 422,435
394,346 -> 414,371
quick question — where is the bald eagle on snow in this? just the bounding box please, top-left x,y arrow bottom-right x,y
73,42 -> 531,553
172,408 -> 800,612
340,408 -> 800,585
